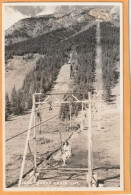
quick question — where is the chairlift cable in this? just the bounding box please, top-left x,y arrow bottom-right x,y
5,114 -> 59,142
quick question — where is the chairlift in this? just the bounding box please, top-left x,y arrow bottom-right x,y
48,101 -> 53,111
37,111 -> 41,118
49,106 -> 53,111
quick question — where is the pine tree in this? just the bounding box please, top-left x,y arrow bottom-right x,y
16,90 -> 24,114
11,86 -> 17,114
5,92 -> 11,121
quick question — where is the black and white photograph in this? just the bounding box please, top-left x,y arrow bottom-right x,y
3,2 -> 123,190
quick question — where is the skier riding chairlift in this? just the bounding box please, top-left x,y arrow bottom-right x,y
62,141 -> 72,166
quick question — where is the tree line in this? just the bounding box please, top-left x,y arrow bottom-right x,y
5,28 -> 73,120
5,24 -> 96,121
100,22 -> 120,102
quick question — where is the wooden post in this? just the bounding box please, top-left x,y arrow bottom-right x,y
98,85 -> 102,130
39,115 -> 41,134
81,102 -> 84,131
39,97 -> 41,134
66,113 -> 68,131
70,104 -> 72,129
98,103 -> 100,130
39,117 -> 41,134
59,129 -> 63,154
70,64 -> 72,78
87,92 -> 93,187
18,95 -> 35,187
33,95 -> 37,173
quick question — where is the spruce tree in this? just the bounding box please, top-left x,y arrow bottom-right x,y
5,92 -> 10,121
11,86 -> 17,114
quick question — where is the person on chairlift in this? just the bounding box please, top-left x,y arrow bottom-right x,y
62,141 -> 71,166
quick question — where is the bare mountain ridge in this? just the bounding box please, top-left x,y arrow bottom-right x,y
88,8 -> 112,21
5,8 -> 90,45
5,7 -> 116,46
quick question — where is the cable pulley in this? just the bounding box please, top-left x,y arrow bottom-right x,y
37,111 -> 41,118
48,101 -> 53,111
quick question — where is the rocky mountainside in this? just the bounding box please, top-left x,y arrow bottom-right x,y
110,6 -> 120,26
5,8 -> 90,45
88,9 -> 112,22
5,7 -> 116,46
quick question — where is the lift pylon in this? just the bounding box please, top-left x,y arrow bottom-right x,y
18,92 -> 102,187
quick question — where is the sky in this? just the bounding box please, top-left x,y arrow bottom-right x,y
3,5 -> 58,30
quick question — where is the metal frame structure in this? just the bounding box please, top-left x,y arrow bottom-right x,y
18,92 -> 96,187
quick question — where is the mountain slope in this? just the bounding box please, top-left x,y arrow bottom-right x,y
5,7 -> 113,46
5,53 -> 43,95
5,7 -> 118,111
5,8 -> 91,45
